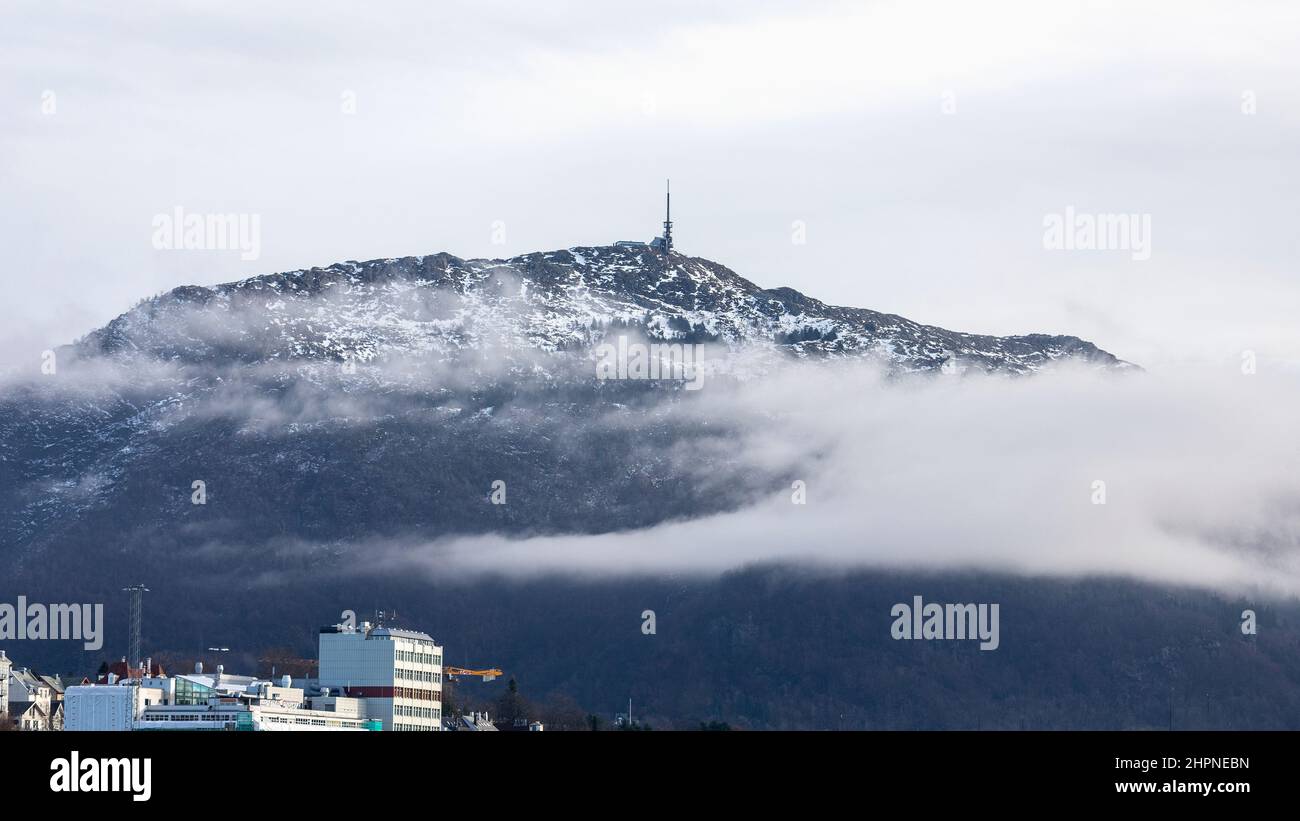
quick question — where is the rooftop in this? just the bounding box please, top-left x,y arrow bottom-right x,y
370,627 -> 437,643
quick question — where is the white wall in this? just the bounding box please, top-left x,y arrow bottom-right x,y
65,686 -> 134,731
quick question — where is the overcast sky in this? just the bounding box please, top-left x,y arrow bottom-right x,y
2,0 -> 1298,371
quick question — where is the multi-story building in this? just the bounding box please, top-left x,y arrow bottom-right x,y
136,693 -> 377,731
64,683 -> 164,731
318,623 -> 442,731
59,620 -> 447,732
65,670 -> 379,732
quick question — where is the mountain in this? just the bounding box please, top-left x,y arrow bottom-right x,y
3,245 -> 1134,563
23,246 -> 1299,732
75,246 -> 1133,374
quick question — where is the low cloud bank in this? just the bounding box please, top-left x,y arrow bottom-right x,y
9,341 -> 1299,596
362,362 -> 1300,596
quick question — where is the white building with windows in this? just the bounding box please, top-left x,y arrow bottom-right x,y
65,668 -> 379,731
135,698 -> 375,731
318,623 -> 443,731
65,683 -> 163,731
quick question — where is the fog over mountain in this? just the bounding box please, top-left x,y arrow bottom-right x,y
3,246 -> 1293,596
362,363 -> 1300,594
2,245 -> 1297,730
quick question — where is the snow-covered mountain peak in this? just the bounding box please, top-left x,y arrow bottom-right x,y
75,245 -> 1134,374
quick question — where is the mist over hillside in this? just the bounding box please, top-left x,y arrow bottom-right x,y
3,247 -> 1297,728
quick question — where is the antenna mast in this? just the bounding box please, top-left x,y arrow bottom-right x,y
123,584 -> 149,674
662,179 -> 673,253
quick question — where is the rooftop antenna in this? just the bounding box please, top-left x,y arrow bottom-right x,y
662,179 -> 673,254
122,584 -> 149,674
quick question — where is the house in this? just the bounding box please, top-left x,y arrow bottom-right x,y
38,674 -> 70,730
11,700 -> 49,731
8,667 -> 56,730
9,667 -> 51,704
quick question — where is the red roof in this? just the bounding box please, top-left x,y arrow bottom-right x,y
95,660 -> 166,683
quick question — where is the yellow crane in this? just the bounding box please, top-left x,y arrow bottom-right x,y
444,666 -> 503,682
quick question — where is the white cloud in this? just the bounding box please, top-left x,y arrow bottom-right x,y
362,363 -> 1300,596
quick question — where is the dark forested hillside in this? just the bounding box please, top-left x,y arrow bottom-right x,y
9,565 -> 1299,729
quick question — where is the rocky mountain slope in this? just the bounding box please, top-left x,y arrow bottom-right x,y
4,245 -> 1139,568
75,246 -> 1132,374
